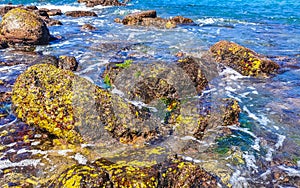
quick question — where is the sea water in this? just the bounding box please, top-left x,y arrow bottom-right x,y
0,0 -> 300,187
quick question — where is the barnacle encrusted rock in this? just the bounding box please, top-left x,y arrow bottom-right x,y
50,156 -> 218,187
0,8 -> 50,45
210,40 -> 279,76
12,64 -> 164,144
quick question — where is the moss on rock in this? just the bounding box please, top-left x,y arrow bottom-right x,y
12,64 -> 166,144
0,8 -> 50,45
210,40 -> 279,77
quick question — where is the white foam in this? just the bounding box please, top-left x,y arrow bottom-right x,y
230,170 -> 249,188
0,159 -> 41,170
73,153 -> 88,164
275,134 -> 286,149
278,165 -> 300,177
229,125 -> 257,139
265,148 -> 274,161
243,152 -> 258,172
37,4 -> 106,13
251,138 -> 260,151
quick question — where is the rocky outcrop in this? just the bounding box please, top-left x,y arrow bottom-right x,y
0,5 -> 62,26
12,64 -> 166,144
77,0 -> 124,7
50,156 -> 218,187
65,11 -> 98,17
210,40 -> 280,76
117,10 -> 195,29
0,8 -> 51,45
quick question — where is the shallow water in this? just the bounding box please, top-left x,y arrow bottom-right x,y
0,0 -> 300,187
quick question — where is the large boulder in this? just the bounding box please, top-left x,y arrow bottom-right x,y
210,40 -> 280,77
0,8 -> 51,45
12,64 -> 166,144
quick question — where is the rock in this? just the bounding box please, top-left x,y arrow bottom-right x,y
12,64 -> 166,144
50,156 -> 218,187
58,56 -> 79,71
80,24 -> 96,31
39,8 -> 62,16
0,5 -> 22,16
50,163 -> 112,187
122,10 -> 157,25
78,0 -> 124,7
65,10 -> 98,17
0,8 -> 51,45
210,40 -> 280,76
169,16 -> 194,25
120,10 -> 194,28
0,36 -> 8,49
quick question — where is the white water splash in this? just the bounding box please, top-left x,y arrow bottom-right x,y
243,152 -> 258,172
73,153 -> 88,164
278,165 -> 300,177
275,134 -> 286,150
0,159 -> 41,170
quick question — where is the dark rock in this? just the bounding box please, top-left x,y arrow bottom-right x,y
78,0 -> 124,7
39,8 -> 62,16
210,40 -> 280,77
0,5 -> 22,16
0,8 -> 51,45
65,11 -> 98,17
177,56 -> 209,93
80,24 -> 96,31
120,10 -> 194,29
122,10 -> 157,25
58,56 -> 79,71
169,16 -> 194,25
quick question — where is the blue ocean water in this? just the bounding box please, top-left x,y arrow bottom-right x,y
0,0 -> 300,186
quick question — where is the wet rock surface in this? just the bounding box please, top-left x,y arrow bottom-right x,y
117,10 -> 195,28
0,8 -> 51,45
210,40 -> 280,77
65,10 -> 98,17
11,64 -> 169,144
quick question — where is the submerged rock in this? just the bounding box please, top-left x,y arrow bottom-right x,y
210,40 -> 280,77
80,23 -> 97,31
12,64 -> 166,144
118,10 -> 195,29
65,11 -> 98,17
77,0 -> 124,7
0,8 -> 51,45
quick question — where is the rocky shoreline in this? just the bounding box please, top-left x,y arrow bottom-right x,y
1,2 -> 299,188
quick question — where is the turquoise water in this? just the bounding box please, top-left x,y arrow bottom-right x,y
0,0 -> 300,187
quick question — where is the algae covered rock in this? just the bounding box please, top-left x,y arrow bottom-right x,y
119,10 -> 194,29
49,163 -> 112,188
0,8 -> 51,45
50,156 -> 217,187
12,64 -> 165,144
210,40 -> 279,76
